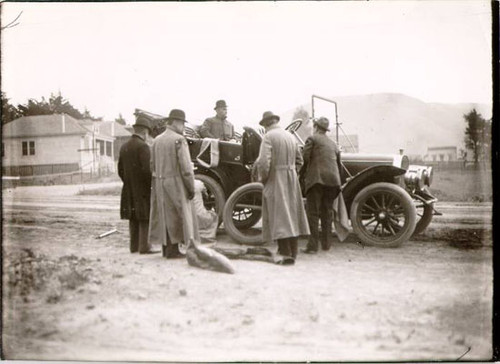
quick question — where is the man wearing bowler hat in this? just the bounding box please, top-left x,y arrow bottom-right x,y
199,100 -> 235,141
118,115 -> 157,254
150,109 -> 200,258
299,117 -> 343,254
253,111 -> 310,265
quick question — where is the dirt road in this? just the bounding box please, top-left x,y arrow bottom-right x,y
2,184 -> 493,361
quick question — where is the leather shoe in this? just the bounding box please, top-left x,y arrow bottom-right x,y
301,248 -> 317,254
166,251 -> 185,259
140,250 -> 160,255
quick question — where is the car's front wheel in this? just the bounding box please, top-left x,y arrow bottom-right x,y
350,182 -> 416,247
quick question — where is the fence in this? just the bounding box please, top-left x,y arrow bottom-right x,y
2,163 -> 80,177
2,162 -> 118,188
408,160 -> 492,171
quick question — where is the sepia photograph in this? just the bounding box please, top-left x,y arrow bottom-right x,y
1,1 -> 494,361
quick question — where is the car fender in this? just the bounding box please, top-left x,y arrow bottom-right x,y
194,167 -> 231,196
342,165 -> 407,214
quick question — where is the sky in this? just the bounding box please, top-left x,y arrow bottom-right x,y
1,1 -> 492,130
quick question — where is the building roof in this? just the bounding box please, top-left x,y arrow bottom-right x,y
427,146 -> 457,151
99,121 -> 132,137
3,114 -> 89,138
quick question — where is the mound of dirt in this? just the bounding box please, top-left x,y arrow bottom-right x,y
6,249 -> 95,303
418,228 -> 492,250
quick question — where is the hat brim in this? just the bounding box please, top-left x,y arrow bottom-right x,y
133,123 -> 152,131
259,115 -> 280,126
166,117 -> 188,123
313,121 -> 330,132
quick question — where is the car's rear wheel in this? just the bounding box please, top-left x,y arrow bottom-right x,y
223,182 -> 265,245
350,182 -> 416,247
195,174 -> 225,225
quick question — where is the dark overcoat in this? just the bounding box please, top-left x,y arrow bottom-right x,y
118,134 -> 152,221
300,133 -> 342,194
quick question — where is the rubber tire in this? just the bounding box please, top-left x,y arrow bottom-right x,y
223,182 -> 265,246
195,174 -> 225,225
350,182 -> 416,248
412,201 -> 434,236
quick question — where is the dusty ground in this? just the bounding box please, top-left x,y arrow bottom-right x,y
1,183 -> 493,362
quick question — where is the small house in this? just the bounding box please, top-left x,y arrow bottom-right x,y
2,114 -> 115,176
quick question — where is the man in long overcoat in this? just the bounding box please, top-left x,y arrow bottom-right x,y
299,117 -> 343,253
150,109 -> 200,258
253,111 -> 310,264
118,116 -> 156,254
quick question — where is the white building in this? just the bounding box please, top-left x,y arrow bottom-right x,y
2,114 -> 116,176
423,146 -> 458,162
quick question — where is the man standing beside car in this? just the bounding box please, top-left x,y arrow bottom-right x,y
199,100 -> 235,141
299,117 -> 342,254
253,111 -> 310,264
118,116 -> 157,254
150,109 -> 200,258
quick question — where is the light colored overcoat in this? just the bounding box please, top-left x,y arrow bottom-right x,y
254,125 -> 310,242
150,126 -> 199,245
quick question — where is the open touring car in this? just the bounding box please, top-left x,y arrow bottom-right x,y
136,95 -> 438,248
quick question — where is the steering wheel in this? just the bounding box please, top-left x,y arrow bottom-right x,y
285,118 -> 303,133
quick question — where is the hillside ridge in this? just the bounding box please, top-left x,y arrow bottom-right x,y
281,93 -> 491,156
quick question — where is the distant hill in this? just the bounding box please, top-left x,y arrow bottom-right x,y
281,93 -> 491,156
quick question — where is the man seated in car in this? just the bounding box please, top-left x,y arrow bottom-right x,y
199,99 -> 235,141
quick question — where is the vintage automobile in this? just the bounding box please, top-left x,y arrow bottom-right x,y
136,96 -> 437,248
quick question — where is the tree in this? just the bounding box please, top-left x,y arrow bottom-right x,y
292,106 -> 312,141
463,108 -> 491,165
16,92 -> 99,120
82,107 -> 101,121
292,106 -> 310,123
17,97 -> 52,117
1,92 -> 21,124
115,113 -> 127,126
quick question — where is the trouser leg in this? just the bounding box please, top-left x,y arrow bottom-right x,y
289,237 -> 298,259
277,238 -> 292,257
129,219 -> 139,253
138,220 -> 151,254
163,230 -> 179,258
320,186 -> 337,250
306,185 -> 322,251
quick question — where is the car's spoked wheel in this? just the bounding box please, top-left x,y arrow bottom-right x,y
223,182 -> 265,245
412,199 -> 434,236
195,174 -> 225,225
233,205 -> 262,230
350,182 -> 416,247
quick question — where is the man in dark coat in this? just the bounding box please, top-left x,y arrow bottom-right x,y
118,116 -> 157,254
299,117 -> 343,253
199,100 -> 235,141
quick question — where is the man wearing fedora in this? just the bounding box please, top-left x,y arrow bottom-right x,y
299,117 -> 343,254
150,109 -> 200,258
199,100 -> 235,141
253,111 -> 310,264
118,116 -> 157,254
